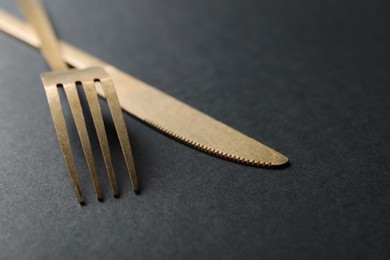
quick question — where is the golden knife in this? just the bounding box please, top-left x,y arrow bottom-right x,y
0,9 -> 288,167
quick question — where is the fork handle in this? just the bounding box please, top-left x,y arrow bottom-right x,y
18,0 -> 68,71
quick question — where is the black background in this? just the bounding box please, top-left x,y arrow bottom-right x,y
0,0 -> 389,259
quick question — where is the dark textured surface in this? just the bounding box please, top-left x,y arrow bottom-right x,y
0,0 -> 389,259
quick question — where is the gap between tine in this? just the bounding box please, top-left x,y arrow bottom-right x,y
44,84 -> 84,204
97,79 -> 139,192
83,80 -> 119,197
62,82 -> 103,201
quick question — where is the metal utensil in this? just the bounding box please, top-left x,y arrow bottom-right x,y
18,0 -> 138,204
0,7 -> 288,168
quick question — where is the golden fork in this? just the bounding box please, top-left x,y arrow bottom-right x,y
19,0 -> 138,204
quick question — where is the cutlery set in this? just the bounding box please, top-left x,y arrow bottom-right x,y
0,0 -> 288,204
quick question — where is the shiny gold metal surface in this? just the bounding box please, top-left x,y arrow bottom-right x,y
0,8 -> 289,167
18,0 -> 138,204
41,68 -> 139,201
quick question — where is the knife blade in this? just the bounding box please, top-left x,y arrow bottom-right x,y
0,9 -> 288,167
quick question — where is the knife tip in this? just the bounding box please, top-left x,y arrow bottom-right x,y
270,154 -> 289,168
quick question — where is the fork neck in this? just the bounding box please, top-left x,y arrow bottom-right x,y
41,45 -> 68,71
18,0 -> 68,71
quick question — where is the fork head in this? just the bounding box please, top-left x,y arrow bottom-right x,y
41,67 -> 138,204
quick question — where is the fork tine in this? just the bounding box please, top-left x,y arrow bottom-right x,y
83,81 -> 119,197
62,82 -> 103,201
98,79 -> 139,192
44,84 -> 84,204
